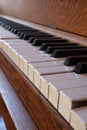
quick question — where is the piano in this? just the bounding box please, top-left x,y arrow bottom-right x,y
0,0 -> 87,130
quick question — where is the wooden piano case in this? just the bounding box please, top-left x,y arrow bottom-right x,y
0,0 -> 87,129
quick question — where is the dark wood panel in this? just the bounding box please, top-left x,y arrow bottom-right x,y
0,0 -> 87,37
0,50 -> 73,130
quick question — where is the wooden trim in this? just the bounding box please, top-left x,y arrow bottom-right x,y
0,94 -> 16,130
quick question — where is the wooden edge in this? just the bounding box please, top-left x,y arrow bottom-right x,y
0,93 -> 16,130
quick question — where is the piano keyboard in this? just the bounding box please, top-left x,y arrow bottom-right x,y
0,16 -> 87,130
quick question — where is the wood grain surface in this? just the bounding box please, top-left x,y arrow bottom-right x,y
0,69 -> 37,130
0,94 -> 16,130
0,50 -> 73,130
0,0 -> 87,37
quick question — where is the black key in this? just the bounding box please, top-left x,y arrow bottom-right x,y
14,29 -> 38,35
10,28 -> 15,32
0,22 -> 5,27
23,33 -> 53,40
32,39 -> 67,46
46,45 -> 84,54
19,32 -> 29,38
28,36 -> 54,43
19,30 -> 41,38
4,25 -> 10,30
32,37 -> 65,46
1,23 -> 12,30
52,48 -> 87,58
6,25 -> 11,31
40,43 -> 65,51
0,18 -> 32,30
73,62 -> 87,74
40,43 -> 78,51
3,22 -> 30,30
19,32 -> 27,38
10,26 -> 31,32
0,21 -> 3,25
13,29 -> 34,34
12,29 -> 20,34
6,22 -> 30,29
64,55 -> 87,66
12,29 -> 36,34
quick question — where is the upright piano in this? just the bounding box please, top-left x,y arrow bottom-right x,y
0,0 -> 87,130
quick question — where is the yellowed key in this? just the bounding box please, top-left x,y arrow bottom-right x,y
40,73 -> 87,99
34,66 -> 73,90
70,106 -> 87,130
59,86 -> 87,122
49,78 -> 87,109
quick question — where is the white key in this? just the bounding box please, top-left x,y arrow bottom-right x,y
0,27 -> 18,39
59,86 -> 87,122
20,55 -> 55,76
40,73 -> 87,99
34,66 -> 73,90
28,60 -> 64,82
49,78 -> 87,109
70,106 -> 87,130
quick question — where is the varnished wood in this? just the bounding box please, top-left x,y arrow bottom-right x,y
0,93 -> 16,130
0,50 -> 73,130
0,69 -> 37,130
0,0 -> 87,37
